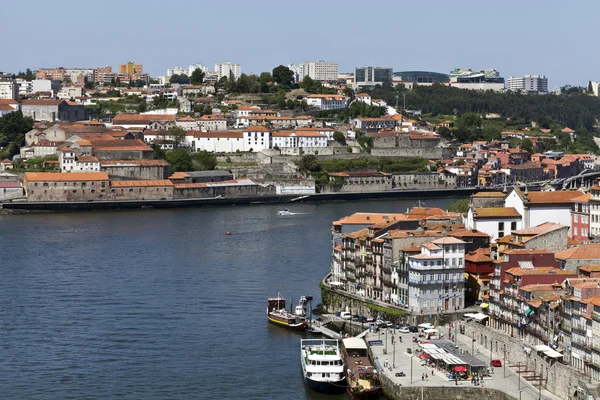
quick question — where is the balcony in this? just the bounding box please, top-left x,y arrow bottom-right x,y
593,312 -> 600,323
382,265 -> 392,274
572,325 -> 588,335
383,278 -> 394,287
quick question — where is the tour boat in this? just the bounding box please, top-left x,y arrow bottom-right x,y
278,209 -> 291,216
267,295 -> 307,330
341,337 -> 381,400
301,338 -> 346,394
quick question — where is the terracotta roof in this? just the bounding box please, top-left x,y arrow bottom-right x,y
525,190 -> 583,205
244,125 -> 270,132
502,249 -> 554,255
401,246 -> 422,253
431,237 -> 466,245
474,207 -> 521,219
571,193 -> 592,203
465,250 -> 493,263
506,267 -> 574,277
333,213 -> 410,226
112,114 -> 176,124
450,229 -> 491,238
407,207 -> 446,218
471,191 -> 505,198
169,172 -> 190,179
0,99 -> 18,105
328,171 -> 390,178
0,104 -> 16,111
511,222 -> 566,236
25,172 -> 108,182
519,284 -> 559,292
77,155 -> 99,162
578,265 -> 600,273
22,100 -> 64,106
384,230 -> 444,239
556,243 -> 600,260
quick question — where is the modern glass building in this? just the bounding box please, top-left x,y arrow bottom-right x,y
354,66 -> 393,88
393,71 -> 450,83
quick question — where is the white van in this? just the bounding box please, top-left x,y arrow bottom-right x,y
340,312 -> 352,320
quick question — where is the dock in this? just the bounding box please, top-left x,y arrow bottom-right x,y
309,319 -> 370,339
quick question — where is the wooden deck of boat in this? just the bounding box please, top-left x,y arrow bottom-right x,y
346,354 -> 376,389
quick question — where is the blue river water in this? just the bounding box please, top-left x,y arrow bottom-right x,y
0,198 -> 457,399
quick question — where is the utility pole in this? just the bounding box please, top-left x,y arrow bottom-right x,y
518,362 -> 521,392
411,355 -> 413,383
503,345 -> 506,378
393,340 -> 396,368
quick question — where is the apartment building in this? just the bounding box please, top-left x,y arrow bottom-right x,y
215,62 -> 241,80
507,75 -> 548,93
0,73 -> 18,100
302,61 -> 338,82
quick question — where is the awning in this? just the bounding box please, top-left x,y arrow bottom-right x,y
480,303 -> 489,309
464,312 -> 489,321
454,366 -> 467,372
544,349 -> 563,358
425,329 -> 438,334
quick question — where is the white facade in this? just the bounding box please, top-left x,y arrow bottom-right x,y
507,75 -> 548,93
287,64 -> 304,82
16,78 -> 32,96
465,209 -> 522,242
305,95 -> 347,110
58,86 -> 83,99
591,198 -> 600,236
197,116 -> 227,131
504,189 -> 574,228
0,75 -> 18,100
167,67 -> 187,77
302,61 -> 338,81
32,79 -> 58,95
188,63 -> 208,75
407,238 -> 466,314
59,149 -> 100,172
215,62 -> 241,80
66,69 -> 94,83
450,82 -> 505,91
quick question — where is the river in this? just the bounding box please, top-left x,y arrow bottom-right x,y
0,198 -> 459,399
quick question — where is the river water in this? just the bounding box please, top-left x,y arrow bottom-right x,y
0,198 -> 458,399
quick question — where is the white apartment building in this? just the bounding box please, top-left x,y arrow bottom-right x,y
589,185 -> 600,236
287,64 -> 304,83
190,127 -> 270,152
59,147 -> 100,172
32,79 -> 60,96
302,61 -> 338,82
305,94 -> 347,110
0,74 -> 18,100
66,69 -> 94,83
271,131 -> 327,149
507,75 -> 548,93
167,66 -> 187,77
215,62 -> 241,80
407,237 -> 466,314
188,63 -> 208,75
197,115 -> 227,131
16,78 -> 32,96
58,86 -> 83,100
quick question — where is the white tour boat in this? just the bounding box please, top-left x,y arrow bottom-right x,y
300,338 -> 345,393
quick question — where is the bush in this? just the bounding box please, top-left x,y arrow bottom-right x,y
346,146 -> 353,153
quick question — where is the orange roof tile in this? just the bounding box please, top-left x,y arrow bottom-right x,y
333,213 -> 410,226
474,207 -> 521,219
25,172 -> 108,182
471,191 -> 505,198
525,190 -> 583,205
556,243 -> 600,260
110,180 -> 173,187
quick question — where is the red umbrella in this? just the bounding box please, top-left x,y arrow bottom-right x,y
418,353 -> 430,359
453,366 -> 467,372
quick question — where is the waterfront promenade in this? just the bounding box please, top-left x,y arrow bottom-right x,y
367,325 -> 563,400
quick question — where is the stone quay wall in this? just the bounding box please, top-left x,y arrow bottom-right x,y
464,322 -> 586,399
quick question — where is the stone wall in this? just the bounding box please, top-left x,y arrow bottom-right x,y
174,183 -> 276,199
94,150 -> 153,160
102,165 -> 171,180
371,147 -> 455,160
380,377 -> 515,400
464,322 -> 587,399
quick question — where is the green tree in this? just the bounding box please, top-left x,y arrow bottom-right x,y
193,150 -> 217,170
152,144 -> 166,160
272,65 -> 294,87
189,68 -> 205,85
333,131 -> 346,145
137,101 -> 148,113
0,111 -> 34,147
521,138 -> 534,153
165,149 -> 192,171
168,126 -> 187,149
84,80 -> 95,90
446,199 -> 469,213
298,155 -> 321,173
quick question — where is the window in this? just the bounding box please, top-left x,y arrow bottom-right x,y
498,222 -> 504,230
574,214 -> 579,223
511,221 -> 517,230
574,227 -> 578,235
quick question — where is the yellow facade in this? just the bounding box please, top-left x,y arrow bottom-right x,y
118,62 -> 142,75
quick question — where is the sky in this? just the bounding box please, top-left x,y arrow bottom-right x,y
1,0 -> 595,89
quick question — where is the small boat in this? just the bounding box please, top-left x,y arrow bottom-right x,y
278,209 -> 291,216
267,295 -> 307,331
341,337 -> 381,399
301,338 -> 346,394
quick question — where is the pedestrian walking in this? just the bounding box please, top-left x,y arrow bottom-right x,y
421,374 -> 424,381
425,373 -> 428,380
477,345 -> 480,354
432,369 -> 434,376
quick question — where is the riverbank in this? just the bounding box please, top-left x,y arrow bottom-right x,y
1,187 -> 478,211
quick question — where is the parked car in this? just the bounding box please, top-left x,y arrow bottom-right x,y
366,317 -> 375,322
408,326 -> 419,333
385,321 -> 393,327
340,312 -> 352,320
491,359 -> 502,367
399,326 -> 410,333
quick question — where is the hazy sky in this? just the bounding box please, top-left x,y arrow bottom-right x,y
1,0 -> 594,89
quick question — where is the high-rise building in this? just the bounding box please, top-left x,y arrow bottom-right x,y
302,61 -> 338,82
118,61 -> 143,75
0,73 -> 18,100
215,62 -> 241,80
507,75 -> 548,93
287,64 -> 304,83
188,64 -> 208,76
353,66 -> 393,89
167,66 -> 187,77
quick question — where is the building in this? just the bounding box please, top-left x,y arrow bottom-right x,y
305,94 -> 347,110
496,222 -> 569,254
465,207 -> 522,242
58,147 -> 100,172
407,237 -> 466,314
0,99 -> 18,117
588,185 -> 600,237
91,139 -> 154,160
119,62 -> 143,75
215,62 -> 241,80
302,61 -> 338,82
464,248 -> 494,303
22,100 -> 85,122
393,71 -> 450,84
353,66 -> 393,89
57,86 -> 84,100
100,159 -> 171,180
507,75 -> 548,93
0,73 -> 18,100
23,172 -> 110,202
449,68 -> 505,91
556,243 -> 600,272
197,115 -> 227,131
111,114 -> 176,130
505,188 -> 584,228
287,64 -> 304,83
572,193 -> 591,240
352,117 -> 398,130
325,172 -> 392,193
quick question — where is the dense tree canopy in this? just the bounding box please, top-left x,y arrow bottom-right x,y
169,74 -> 190,85
190,68 -> 205,85
272,65 -> 294,88
0,111 -> 34,152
